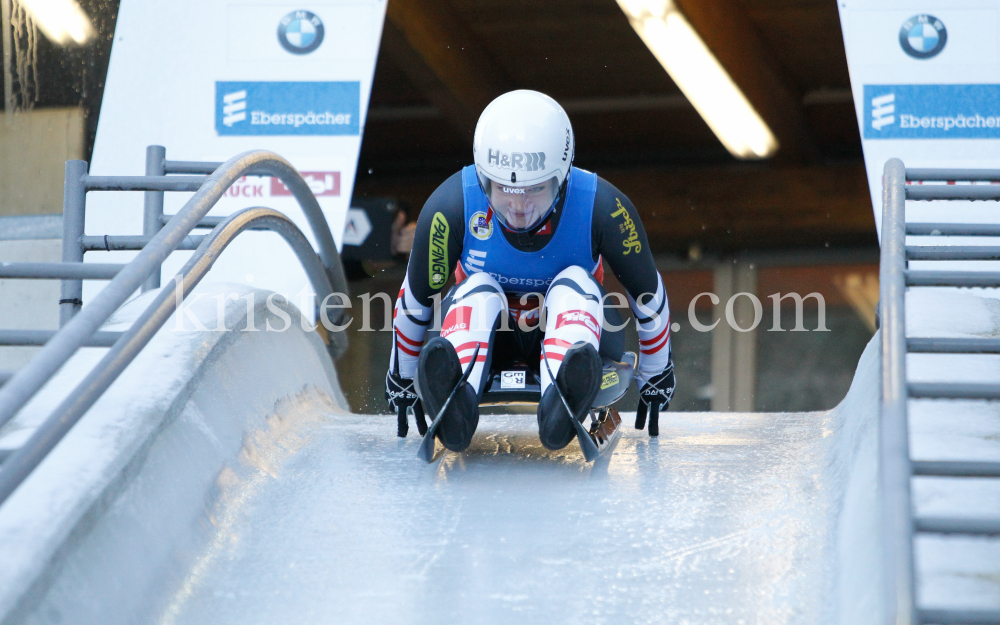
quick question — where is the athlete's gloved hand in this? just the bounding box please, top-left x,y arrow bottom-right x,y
635,361 -> 675,437
385,371 -> 426,437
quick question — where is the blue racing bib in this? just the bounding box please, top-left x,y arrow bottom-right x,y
460,165 -> 599,296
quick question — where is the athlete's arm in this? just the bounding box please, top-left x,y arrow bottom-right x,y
591,177 -> 672,383
388,171 -> 466,380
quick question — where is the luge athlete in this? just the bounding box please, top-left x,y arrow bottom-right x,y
386,90 -> 675,452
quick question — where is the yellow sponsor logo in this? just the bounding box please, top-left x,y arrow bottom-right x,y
600,371 -> 619,390
611,198 -> 641,255
429,212 -> 449,288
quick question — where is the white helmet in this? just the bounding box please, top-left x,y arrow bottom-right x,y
473,90 -> 574,233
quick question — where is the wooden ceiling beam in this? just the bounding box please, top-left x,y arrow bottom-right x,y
672,0 -> 818,163
383,0 -> 512,137
602,163 -> 874,252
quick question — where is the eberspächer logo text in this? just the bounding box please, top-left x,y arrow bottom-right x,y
215,82 -> 360,136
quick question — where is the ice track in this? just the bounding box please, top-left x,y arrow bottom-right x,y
157,332 -> 882,625
3,286 -> 999,624
160,397 -> 879,625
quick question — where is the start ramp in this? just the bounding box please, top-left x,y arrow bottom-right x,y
160,344 -> 881,625
0,284 -> 885,625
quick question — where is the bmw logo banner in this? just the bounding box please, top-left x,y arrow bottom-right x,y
278,10 -> 325,55
87,0 -> 385,305
837,2 -> 1000,240
898,15 -> 946,59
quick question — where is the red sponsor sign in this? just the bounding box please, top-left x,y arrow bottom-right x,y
270,171 -> 341,197
441,306 -> 473,338
225,176 -> 266,198
555,310 -> 600,338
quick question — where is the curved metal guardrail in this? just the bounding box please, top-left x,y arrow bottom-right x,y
880,159 -> 1000,625
0,150 -> 350,505
879,158 -> 915,625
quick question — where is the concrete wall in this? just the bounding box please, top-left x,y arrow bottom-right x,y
0,107 -> 83,373
0,108 -> 84,217
0,284 -> 348,625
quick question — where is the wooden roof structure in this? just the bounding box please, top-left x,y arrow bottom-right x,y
356,0 -> 874,254
5,0 -> 874,254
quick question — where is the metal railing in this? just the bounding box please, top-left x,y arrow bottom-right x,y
0,148 -> 349,506
880,159 -> 1000,625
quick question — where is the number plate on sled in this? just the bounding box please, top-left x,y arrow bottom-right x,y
500,371 -> 526,389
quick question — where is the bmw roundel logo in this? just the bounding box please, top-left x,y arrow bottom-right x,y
899,14 -> 947,59
278,10 -> 324,55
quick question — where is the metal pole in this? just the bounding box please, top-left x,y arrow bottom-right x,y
907,168 -> 1000,181
59,160 -> 88,326
906,185 -> 1000,201
0,329 -> 122,347
142,145 -> 166,291
879,158 -> 916,625
80,235 -> 205,252
0,262 -> 123,279
84,176 -> 205,191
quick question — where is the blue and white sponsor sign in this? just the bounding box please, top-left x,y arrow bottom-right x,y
838,3 -> 1000,239
864,84 -> 1000,139
88,0 -> 385,315
215,81 -> 360,136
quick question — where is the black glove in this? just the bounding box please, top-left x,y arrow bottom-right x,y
635,362 -> 675,437
385,371 -> 426,437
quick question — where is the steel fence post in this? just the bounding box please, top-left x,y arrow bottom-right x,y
142,145 -> 166,292
59,160 -> 88,326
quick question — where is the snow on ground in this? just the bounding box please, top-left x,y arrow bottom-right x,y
903,284 -> 1000,613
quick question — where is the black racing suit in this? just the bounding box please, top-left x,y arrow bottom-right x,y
389,170 -> 673,387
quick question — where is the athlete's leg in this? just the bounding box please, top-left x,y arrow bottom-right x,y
416,272 -> 507,452
537,266 -> 604,450
437,271 -> 507,395
598,289 -> 626,362
540,266 -> 605,390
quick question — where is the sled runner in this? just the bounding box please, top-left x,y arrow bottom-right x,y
416,350 -> 636,463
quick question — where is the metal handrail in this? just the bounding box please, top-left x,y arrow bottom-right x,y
881,161 -> 1000,625
80,235 -> 207,252
0,207 -> 337,504
56,147 -> 349,321
85,176 -> 207,191
0,150 -> 351,506
0,330 -> 122,347
906,186 -> 1000,201
0,262 -> 126,279
907,223 -> 1000,236
880,158 -> 916,625
906,168 -> 1000,181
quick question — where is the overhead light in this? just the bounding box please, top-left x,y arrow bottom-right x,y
616,0 -> 778,159
20,0 -> 94,45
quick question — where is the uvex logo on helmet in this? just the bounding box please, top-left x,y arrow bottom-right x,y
487,149 -> 546,172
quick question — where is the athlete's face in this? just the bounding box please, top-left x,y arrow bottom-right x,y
489,178 -> 557,230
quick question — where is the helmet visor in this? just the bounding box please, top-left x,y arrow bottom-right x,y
479,174 -> 559,232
